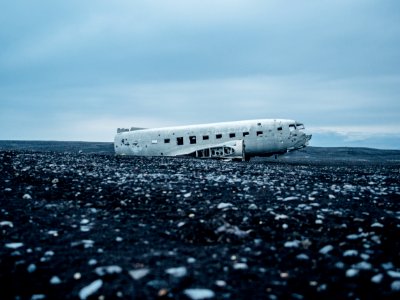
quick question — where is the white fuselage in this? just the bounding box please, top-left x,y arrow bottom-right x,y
114,119 -> 311,160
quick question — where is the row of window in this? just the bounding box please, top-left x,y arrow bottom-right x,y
163,128 -> 283,145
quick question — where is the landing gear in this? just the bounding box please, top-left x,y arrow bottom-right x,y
244,154 -> 251,162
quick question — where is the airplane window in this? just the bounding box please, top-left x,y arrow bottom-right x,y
257,131 -> 263,136
189,136 -> 197,144
216,134 -> 222,139
277,127 -> 283,131
296,123 -> 305,130
177,137 -> 184,145
257,122 -> 262,126
243,132 -> 249,137
229,133 -> 236,138
203,135 -> 209,140
164,138 -> 170,144
289,124 -> 296,131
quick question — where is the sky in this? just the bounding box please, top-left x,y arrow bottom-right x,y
1,0 -> 399,149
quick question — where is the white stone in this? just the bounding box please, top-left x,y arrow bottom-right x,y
248,204 -> 258,210
215,280 -> 226,287
343,250 -> 358,257
354,261 -> 372,270
31,295 -> 46,300
23,194 -> 32,200
187,257 -> 196,264
371,274 -> 383,284
217,203 -> 233,209
47,230 -> 58,237
5,242 -> 24,249
283,196 -> 299,201
233,263 -> 248,270
371,222 -> 384,228
275,214 -> 288,220
0,221 -> 13,227
184,192 -> 192,198
319,245 -> 334,255
88,259 -> 97,266
391,281 -> 400,291
346,269 -> 359,277
382,262 -> 394,270
284,240 -> 300,248
80,219 -> 90,225
50,276 -> 61,285
27,264 -> 37,273
184,288 -> 215,300
95,265 -> 122,276
129,268 -> 150,280
388,271 -> 400,278
79,279 -> 103,300
166,266 -> 187,278
80,226 -> 90,232
296,254 -> 310,260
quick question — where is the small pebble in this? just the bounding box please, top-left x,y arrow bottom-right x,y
391,281 -> 400,291
215,280 -> 226,287
27,264 -> 37,273
217,203 -> 233,209
129,268 -> 150,280
284,240 -> 300,248
343,250 -> 358,257
184,289 -> 215,300
79,279 -> 103,300
371,274 -> 383,284
346,269 -> 359,277
166,266 -> 187,278
5,243 -> 24,249
50,276 -> 62,285
319,245 -> 333,255
95,265 -> 122,276
388,271 -> 400,278
233,263 -> 248,270
88,259 -> 97,266
0,221 -> 13,227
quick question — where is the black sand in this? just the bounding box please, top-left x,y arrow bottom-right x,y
1,142 -> 400,299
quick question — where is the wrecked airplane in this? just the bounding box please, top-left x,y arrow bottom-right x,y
114,119 -> 312,161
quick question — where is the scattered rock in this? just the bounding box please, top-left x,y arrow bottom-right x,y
319,245 -> 334,255
129,268 -> 150,280
217,203 -> 233,209
166,266 -> 187,278
79,279 -> 103,300
184,288 -> 215,300
95,265 -> 122,276
5,243 -> 24,249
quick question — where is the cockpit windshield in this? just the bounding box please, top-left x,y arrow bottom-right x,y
296,123 -> 305,130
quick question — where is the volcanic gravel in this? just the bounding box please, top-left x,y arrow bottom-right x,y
1,150 -> 400,300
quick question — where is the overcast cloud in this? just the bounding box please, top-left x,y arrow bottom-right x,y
1,0 -> 399,148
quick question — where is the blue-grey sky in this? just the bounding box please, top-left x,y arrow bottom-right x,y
1,0 -> 399,149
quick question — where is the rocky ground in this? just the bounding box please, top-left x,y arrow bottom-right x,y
1,146 -> 400,299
